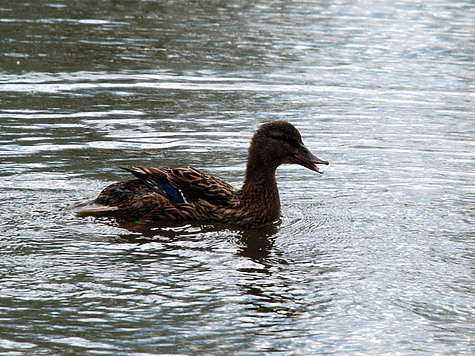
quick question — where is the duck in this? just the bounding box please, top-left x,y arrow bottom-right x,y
75,120 -> 328,228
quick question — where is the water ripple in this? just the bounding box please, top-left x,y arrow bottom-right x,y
0,0 -> 473,354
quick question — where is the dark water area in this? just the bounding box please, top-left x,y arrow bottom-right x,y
0,0 -> 473,354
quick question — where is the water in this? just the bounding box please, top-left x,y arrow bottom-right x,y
0,0 -> 473,354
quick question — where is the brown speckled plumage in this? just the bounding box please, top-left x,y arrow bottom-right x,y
76,121 -> 328,228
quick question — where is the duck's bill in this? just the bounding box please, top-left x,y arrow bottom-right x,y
294,145 -> 329,174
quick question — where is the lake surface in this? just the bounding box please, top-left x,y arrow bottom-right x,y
0,0 -> 473,354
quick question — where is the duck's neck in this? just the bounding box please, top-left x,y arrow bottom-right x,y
243,144 -> 280,187
243,161 -> 277,188
240,160 -> 281,223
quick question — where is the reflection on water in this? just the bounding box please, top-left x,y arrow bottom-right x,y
0,0 -> 473,354
112,218 -> 282,270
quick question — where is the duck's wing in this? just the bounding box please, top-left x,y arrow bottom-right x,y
123,166 -> 237,206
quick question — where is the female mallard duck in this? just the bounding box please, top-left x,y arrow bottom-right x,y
76,121 -> 328,228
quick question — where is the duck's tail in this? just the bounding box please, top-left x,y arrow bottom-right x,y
70,199 -> 120,215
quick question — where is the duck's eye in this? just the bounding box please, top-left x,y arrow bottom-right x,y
288,138 -> 300,148
268,132 -> 301,148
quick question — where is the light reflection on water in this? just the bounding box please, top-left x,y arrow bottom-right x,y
0,0 -> 473,354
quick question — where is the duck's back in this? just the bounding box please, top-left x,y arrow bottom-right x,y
78,167 -> 239,222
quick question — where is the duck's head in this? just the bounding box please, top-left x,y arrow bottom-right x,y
247,120 -> 329,174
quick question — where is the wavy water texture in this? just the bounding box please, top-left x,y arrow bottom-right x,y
0,0 -> 473,355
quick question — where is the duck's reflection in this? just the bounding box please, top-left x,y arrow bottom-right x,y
108,217 -> 313,317
111,217 -> 283,267
236,223 -> 279,261
111,216 -> 279,254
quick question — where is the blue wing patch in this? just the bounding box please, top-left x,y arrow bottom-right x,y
158,182 -> 185,204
